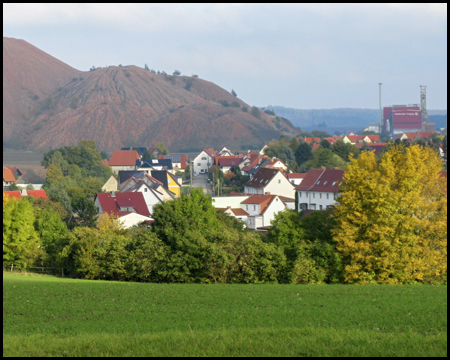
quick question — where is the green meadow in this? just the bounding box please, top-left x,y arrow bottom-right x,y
3,274 -> 447,357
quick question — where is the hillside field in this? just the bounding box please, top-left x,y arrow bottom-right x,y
3,274 -> 447,357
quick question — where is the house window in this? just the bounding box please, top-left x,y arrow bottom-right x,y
246,205 -> 248,210
299,192 -> 302,198
197,163 -> 201,166
202,157 -> 207,160
327,193 -> 329,199
301,203 -> 308,210
310,204 -> 316,210
313,193 -> 315,198
144,188 -> 148,192
278,179 -> 281,183
253,205 -> 256,211
320,193 -> 322,199
319,205 -> 323,210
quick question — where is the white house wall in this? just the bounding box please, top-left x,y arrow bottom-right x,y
297,190 -> 340,211
212,196 -> 249,209
264,172 -> 296,198
193,151 -> 213,175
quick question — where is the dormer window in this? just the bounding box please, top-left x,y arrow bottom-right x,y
323,181 -> 327,185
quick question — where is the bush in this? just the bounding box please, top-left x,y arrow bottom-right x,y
251,106 -> 261,119
230,101 -> 240,108
219,100 -> 229,107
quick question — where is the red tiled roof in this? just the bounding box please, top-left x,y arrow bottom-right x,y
3,191 -> 21,198
108,150 -> 140,166
230,208 -> 249,216
287,173 -> 307,179
3,190 -> 47,198
365,135 -> 380,142
101,159 -> 109,166
3,167 -> 16,182
218,157 -> 244,167
242,194 -> 278,215
204,148 -> 216,157
346,135 -> 367,143
303,137 -> 321,144
96,192 -> 150,217
278,195 -> 295,202
323,137 -> 336,145
296,168 -> 344,192
26,190 -> 47,198
402,132 -> 436,140
312,143 -> 321,151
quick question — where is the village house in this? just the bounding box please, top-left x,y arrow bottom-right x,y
94,191 -> 151,218
101,175 -> 118,192
136,158 -> 174,173
118,173 -> 174,201
157,155 -> 187,173
108,150 -> 140,174
244,167 -> 295,199
287,173 -> 307,186
122,180 -> 164,214
3,166 -> 16,187
241,194 -> 286,230
192,148 -> 216,175
295,168 -> 344,211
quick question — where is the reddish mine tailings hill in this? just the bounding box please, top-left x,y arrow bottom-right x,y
3,37 -> 298,152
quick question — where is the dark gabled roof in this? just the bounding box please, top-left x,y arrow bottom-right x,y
150,170 -> 168,189
118,170 -> 146,185
95,192 -> 150,217
137,159 -> 173,170
295,168 -> 344,192
244,168 -> 280,189
158,155 -> 187,169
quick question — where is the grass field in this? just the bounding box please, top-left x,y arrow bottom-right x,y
3,274 -> 447,356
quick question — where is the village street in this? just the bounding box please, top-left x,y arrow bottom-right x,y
191,173 -> 214,196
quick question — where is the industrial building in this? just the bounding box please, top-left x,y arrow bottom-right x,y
379,85 -> 434,138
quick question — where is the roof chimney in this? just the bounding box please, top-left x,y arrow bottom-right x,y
265,192 -> 271,195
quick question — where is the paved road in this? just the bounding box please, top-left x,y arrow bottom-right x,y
191,174 -> 214,196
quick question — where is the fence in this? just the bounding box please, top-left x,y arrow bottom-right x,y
6,264 -> 61,276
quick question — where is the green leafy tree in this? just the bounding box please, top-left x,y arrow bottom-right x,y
70,198 -> 98,228
9,182 -> 19,190
251,106 -> 261,119
333,144 -> 447,284
331,139 -> 359,161
44,164 -> 64,188
311,130 -> 331,138
303,148 -> 346,170
3,194 -> 41,269
26,183 -> 35,190
294,142 -> 313,167
320,138 -> 331,149
153,142 -> 169,155
231,89 -> 237,97
100,151 -> 109,160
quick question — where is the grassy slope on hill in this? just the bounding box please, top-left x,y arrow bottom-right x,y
3,274 -> 447,357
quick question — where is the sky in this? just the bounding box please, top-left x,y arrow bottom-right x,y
3,3 -> 447,110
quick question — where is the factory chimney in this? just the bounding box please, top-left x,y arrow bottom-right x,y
379,83 -> 383,133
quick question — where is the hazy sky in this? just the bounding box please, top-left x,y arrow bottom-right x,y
3,3 -> 447,109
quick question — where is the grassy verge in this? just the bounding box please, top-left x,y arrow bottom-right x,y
3,274 -> 447,356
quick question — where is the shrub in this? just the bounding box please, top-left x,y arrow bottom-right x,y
251,106 -> 261,119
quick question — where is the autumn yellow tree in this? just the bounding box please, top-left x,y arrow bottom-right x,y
333,144 -> 447,284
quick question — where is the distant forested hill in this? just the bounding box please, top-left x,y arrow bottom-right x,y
266,106 -> 447,130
